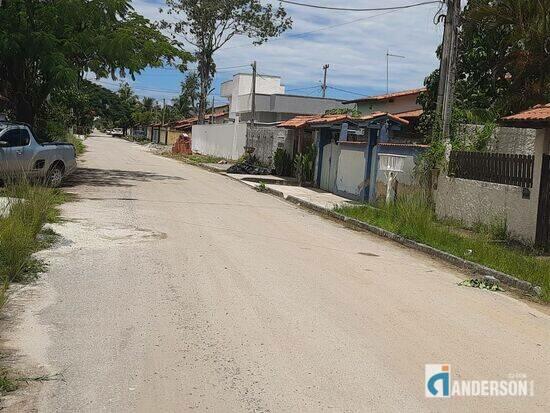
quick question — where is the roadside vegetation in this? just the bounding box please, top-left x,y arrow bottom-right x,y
336,194 -> 550,302
62,133 -> 86,156
0,180 -> 66,394
0,181 -> 66,309
164,152 -> 227,165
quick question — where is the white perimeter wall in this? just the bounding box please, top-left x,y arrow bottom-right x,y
191,123 -> 247,160
435,129 -> 549,244
435,176 -> 538,243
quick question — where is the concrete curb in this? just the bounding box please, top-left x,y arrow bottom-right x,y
198,162 -> 542,298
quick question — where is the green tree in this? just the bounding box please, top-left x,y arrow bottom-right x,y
419,0 -> 550,133
0,0 -> 191,126
162,0 -> 292,124
171,72 -> 200,119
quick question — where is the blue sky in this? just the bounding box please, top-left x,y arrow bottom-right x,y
95,0 -> 445,104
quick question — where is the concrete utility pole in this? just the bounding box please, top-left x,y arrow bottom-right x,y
211,95 -> 215,124
321,64 -> 330,98
251,61 -> 257,127
436,0 -> 461,158
161,98 -> 166,126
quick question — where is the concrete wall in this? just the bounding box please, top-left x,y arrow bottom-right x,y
335,144 -> 367,199
247,126 -> 293,165
457,125 -> 537,155
436,177 -> 537,243
435,128 -> 549,244
369,145 -> 425,202
191,123 -> 247,160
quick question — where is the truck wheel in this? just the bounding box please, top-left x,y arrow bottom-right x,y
46,164 -> 64,188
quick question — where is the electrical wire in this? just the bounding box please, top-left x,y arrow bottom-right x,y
278,0 -> 443,12
326,85 -> 365,96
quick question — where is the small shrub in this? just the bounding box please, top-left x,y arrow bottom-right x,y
273,148 -> 292,176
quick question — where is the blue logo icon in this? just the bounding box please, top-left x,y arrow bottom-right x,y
425,364 -> 451,398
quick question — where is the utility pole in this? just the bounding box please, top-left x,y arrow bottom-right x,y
436,0 -> 461,157
211,95 -> 215,124
321,64 -> 329,98
251,61 -> 257,127
161,98 -> 166,126
386,50 -> 405,95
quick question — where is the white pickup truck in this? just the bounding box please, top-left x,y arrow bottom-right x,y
0,122 -> 77,187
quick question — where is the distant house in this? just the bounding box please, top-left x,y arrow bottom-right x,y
343,88 -> 425,115
436,103 -> 550,246
279,112 -> 427,201
220,73 -> 351,124
189,72 -> 351,161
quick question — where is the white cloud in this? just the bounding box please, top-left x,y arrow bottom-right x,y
121,0 -> 444,101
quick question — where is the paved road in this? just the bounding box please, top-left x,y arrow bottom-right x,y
10,134 -> 550,411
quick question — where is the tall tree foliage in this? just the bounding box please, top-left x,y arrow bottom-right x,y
0,0 -> 191,126
419,0 -> 550,130
162,0 -> 292,123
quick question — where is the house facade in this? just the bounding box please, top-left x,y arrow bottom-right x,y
220,73 -> 350,123
343,88 -> 425,115
279,112 -> 427,201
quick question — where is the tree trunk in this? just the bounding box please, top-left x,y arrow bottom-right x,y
14,96 -> 36,125
197,52 -> 213,125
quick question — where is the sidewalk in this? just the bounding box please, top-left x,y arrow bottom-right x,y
235,179 -> 351,210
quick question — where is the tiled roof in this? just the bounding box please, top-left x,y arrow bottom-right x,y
277,115 -> 320,128
172,112 -> 228,129
278,112 -> 409,129
394,109 -> 423,119
501,104 -> 550,125
342,88 -> 426,104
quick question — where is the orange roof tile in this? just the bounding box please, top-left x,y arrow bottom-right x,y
278,112 -> 409,129
501,104 -> 550,125
394,109 -> 423,118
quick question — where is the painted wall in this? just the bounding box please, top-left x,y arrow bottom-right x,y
436,176 -> 538,243
435,129 -> 549,244
335,144 -> 367,199
357,94 -> 421,115
221,74 -> 285,119
235,94 -> 348,121
191,123 -> 247,160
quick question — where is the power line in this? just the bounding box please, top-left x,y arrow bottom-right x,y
326,85 -> 365,96
222,9 -> 399,51
278,0 -> 443,12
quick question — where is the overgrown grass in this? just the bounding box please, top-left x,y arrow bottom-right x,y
60,133 -> 86,156
164,152 -> 227,165
336,194 -> 550,302
0,180 -> 66,310
0,371 -> 17,394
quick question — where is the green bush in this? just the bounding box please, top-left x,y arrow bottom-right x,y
273,148 -> 292,176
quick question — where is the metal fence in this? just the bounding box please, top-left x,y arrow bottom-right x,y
448,151 -> 535,188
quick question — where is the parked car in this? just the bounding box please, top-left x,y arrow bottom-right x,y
110,128 -> 124,137
0,122 -> 77,187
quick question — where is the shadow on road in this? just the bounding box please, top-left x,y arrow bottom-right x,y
64,167 -> 186,188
